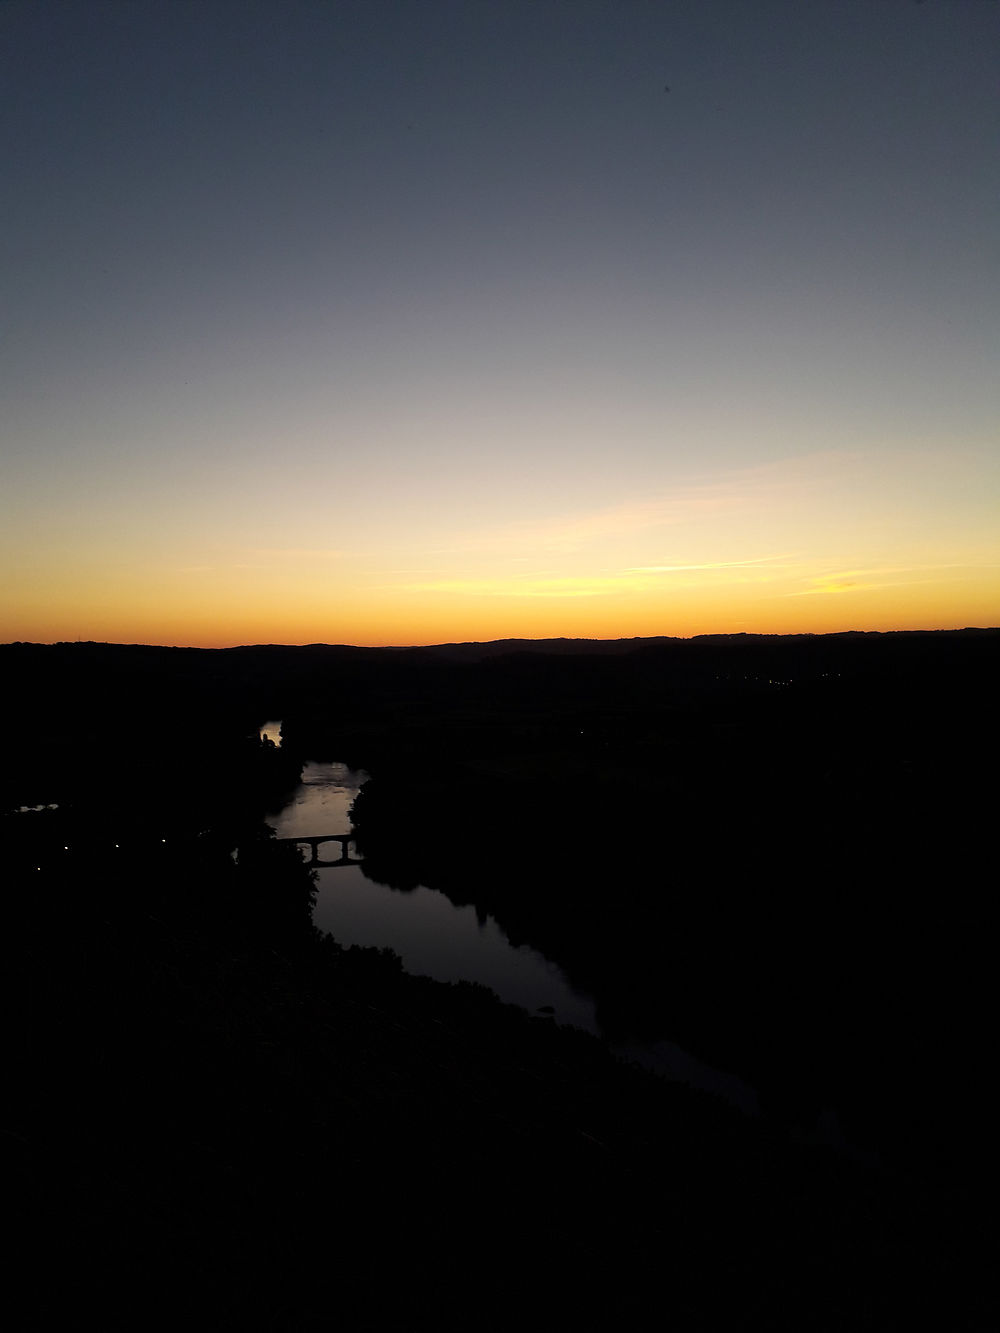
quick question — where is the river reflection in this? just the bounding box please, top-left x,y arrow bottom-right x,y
267,758 -> 365,839
264,752 -> 599,1031
262,732 -> 762,1115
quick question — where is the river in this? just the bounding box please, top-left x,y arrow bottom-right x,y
260,720 -> 774,1116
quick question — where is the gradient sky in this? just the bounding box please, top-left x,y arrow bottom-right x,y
3,0 -> 998,646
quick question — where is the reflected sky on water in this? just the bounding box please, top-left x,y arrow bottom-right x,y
262,730 -> 762,1114
264,748 -> 599,1031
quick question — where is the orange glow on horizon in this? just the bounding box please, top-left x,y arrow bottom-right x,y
5,452 -> 997,649
7,576 -> 997,650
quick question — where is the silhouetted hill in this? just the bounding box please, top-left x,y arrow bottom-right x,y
4,627 -> 997,751
3,628 -> 997,1325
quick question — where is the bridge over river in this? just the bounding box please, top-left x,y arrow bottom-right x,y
12,827 -> 365,872
276,833 -> 362,868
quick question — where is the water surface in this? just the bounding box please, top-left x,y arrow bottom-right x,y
261,726 -> 763,1114
265,753 -> 598,1030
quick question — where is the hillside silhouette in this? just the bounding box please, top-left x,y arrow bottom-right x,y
3,629 -> 997,1327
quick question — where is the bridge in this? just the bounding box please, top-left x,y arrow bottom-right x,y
276,833 -> 363,868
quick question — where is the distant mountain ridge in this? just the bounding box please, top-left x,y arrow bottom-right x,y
4,625 -> 997,658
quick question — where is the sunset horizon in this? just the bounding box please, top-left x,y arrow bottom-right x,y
8,620 -> 998,652
6,0 -> 998,1290
5,6 -> 997,1322
4,1 -> 997,660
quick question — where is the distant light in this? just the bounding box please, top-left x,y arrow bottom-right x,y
114,844 -> 119,848
64,845 -> 69,850
161,838 -> 166,843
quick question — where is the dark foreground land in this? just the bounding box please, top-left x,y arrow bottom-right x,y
3,630 -> 997,1328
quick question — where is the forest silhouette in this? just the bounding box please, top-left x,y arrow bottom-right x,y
4,630 -> 996,1327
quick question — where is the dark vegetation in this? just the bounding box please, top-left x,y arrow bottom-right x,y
3,630 -> 997,1327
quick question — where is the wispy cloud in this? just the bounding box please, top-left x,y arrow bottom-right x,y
435,453 -> 856,559
400,556 -> 794,600
400,550 -> 994,603
627,554 -> 795,574
439,489 -> 747,559
786,562 -> 977,597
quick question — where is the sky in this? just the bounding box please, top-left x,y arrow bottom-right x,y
2,0 -> 998,647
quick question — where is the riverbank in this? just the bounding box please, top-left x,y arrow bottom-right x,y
8,827 -> 989,1329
